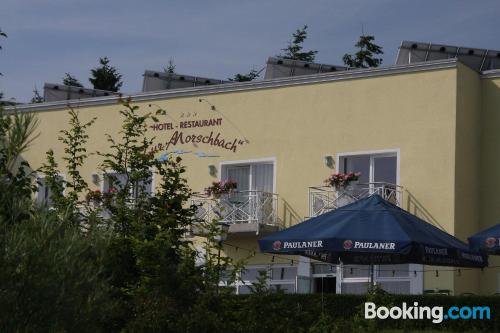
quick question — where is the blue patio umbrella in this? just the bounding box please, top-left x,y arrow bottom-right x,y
259,195 -> 487,268
468,224 -> 500,254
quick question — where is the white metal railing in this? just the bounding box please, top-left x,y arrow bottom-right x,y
308,182 -> 403,217
191,190 -> 279,226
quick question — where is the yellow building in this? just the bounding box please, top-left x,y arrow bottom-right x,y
10,41 -> 500,296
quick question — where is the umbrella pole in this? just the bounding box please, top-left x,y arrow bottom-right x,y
369,263 -> 374,290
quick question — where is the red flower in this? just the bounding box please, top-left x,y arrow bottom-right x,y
324,172 -> 361,189
205,179 -> 238,197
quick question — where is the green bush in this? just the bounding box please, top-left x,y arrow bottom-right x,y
193,293 -> 499,333
0,208 -> 114,332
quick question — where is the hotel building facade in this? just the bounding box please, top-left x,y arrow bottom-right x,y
11,42 -> 500,296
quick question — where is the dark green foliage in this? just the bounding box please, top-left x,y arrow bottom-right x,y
41,108 -> 96,221
175,293 -> 500,333
30,86 -> 44,103
0,107 -> 38,224
0,28 -> 6,77
309,313 -> 345,333
0,209 -> 113,332
280,25 -> 318,62
343,35 -> 384,68
63,72 -> 84,87
229,69 -> 260,82
89,57 -> 123,92
57,109 -> 95,198
164,58 -> 176,74
0,28 -> 6,46
32,98 -> 242,331
95,99 -> 206,330
0,105 -> 113,332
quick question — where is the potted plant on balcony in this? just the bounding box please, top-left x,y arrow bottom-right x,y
85,188 -> 117,207
204,179 -> 238,199
85,189 -> 102,206
324,172 -> 361,190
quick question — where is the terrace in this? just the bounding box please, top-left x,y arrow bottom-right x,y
191,190 -> 280,235
308,182 -> 403,217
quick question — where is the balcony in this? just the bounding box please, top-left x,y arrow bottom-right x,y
191,190 -> 279,235
308,182 -> 403,217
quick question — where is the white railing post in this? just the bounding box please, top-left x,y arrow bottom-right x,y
308,183 -> 404,217
191,190 -> 279,228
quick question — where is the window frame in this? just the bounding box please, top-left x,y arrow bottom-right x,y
35,173 -> 66,207
219,157 -> 277,194
336,149 -> 400,186
99,169 -> 155,198
231,264 -> 297,295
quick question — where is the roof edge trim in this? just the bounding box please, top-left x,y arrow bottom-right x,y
9,59 -> 458,113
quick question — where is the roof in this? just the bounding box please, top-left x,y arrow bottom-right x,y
6,58 -> 489,113
397,40 -> 500,71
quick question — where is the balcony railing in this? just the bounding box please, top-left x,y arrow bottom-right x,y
191,190 -> 279,227
309,182 -> 403,217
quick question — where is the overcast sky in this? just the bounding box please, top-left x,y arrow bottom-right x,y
1,0 -> 499,103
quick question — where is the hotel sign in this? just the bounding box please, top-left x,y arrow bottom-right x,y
148,117 -> 247,154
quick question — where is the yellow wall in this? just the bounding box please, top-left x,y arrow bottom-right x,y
21,65 -> 479,294
479,75 -> 500,294
453,63 -> 482,294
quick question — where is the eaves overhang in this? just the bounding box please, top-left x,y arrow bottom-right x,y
8,59 -> 458,113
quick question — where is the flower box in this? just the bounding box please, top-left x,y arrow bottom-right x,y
324,172 -> 361,190
204,179 -> 238,198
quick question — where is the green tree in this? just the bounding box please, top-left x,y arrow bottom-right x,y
228,69 -> 260,82
93,99 -> 201,330
0,28 -> 6,77
30,86 -> 44,104
343,35 -> 384,68
0,104 -> 113,332
0,106 -> 38,224
164,58 -> 176,74
280,25 -> 318,62
0,28 -> 6,47
41,108 -> 96,222
94,99 -> 245,330
1,96 -> 245,331
63,73 -> 84,87
0,208 -> 113,332
89,57 -> 123,92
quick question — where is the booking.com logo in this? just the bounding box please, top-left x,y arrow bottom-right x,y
365,302 -> 491,324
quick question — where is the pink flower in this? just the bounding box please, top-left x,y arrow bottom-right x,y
324,171 -> 362,188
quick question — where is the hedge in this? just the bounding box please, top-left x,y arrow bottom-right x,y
182,294 -> 500,333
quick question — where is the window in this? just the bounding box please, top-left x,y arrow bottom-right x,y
337,152 -> 399,205
270,266 -> 297,281
102,171 -> 153,198
312,263 -> 336,275
341,282 -> 369,294
343,265 -> 369,278
269,266 -> 297,293
240,266 -> 268,281
338,153 -> 397,184
36,175 -> 64,207
235,265 -> 297,295
237,266 -> 269,295
340,264 -> 414,294
378,264 -> 410,278
221,162 -> 274,194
